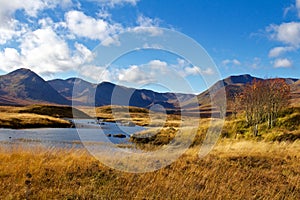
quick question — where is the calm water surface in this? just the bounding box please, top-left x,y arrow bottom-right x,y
0,119 -> 145,148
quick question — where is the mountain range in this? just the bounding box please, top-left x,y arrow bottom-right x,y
0,68 -> 195,109
0,68 -> 299,109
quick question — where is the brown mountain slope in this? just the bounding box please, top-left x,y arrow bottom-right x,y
0,68 -> 70,105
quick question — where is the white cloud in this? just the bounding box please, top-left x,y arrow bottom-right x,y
0,0 -> 167,80
137,15 -> 160,27
142,43 -> 164,49
118,65 -> 156,84
73,42 -> 94,63
0,0 -> 45,20
117,60 -> 167,84
0,27 -> 93,77
268,46 -> 295,58
65,10 -> 122,44
175,58 -> 215,76
0,48 -> 22,70
0,18 -> 28,44
267,22 -> 300,47
86,0 -> 139,7
0,0 -> 73,45
273,58 -> 293,68
79,65 -> 111,83
0,0 -> 70,22
222,59 -> 241,66
283,0 -> 300,18
20,28 -> 73,73
297,0 -> 300,17
77,58 -> 215,87
199,67 -> 214,75
130,15 -> 163,36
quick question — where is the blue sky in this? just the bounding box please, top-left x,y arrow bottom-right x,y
0,0 -> 299,93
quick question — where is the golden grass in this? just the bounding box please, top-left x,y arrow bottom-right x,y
90,105 -> 184,127
0,141 -> 299,199
0,105 -> 90,118
0,105 -> 94,128
0,112 -> 71,129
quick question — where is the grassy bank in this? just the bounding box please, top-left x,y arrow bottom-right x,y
130,106 -> 300,147
0,141 -> 299,199
0,112 -> 71,129
82,105 -> 183,127
0,105 -> 91,129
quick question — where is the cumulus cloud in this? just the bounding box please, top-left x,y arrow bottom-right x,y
78,65 -> 112,83
273,58 -> 293,68
130,15 -> 163,36
0,27 -> 92,76
86,0 -> 139,7
120,60 -> 167,83
118,65 -> 156,84
0,0 -> 46,20
176,59 -> 215,76
111,59 -> 214,85
222,59 -> 241,66
0,0 -> 73,45
266,1 -> 300,67
268,46 -> 295,58
65,10 -> 122,44
0,18 -> 28,45
0,0 -> 165,79
267,22 -> 300,47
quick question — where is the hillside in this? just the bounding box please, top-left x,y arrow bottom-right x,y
0,68 -> 70,105
48,78 -> 97,103
48,79 -> 195,109
0,69 -> 299,110
183,74 -> 299,110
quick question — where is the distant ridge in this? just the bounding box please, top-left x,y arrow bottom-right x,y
183,74 -> 299,108
49,79 -> 195,109
0,68 -> 195,108
48,78 -> 97,102
0,68 -> 299,108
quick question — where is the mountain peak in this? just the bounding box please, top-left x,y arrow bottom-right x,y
224,74 -> 260,85
7,68 -> 37,77
0,68 -> 70,105
99,81 -> 116,86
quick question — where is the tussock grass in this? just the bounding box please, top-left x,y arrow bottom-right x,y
0,112 -> 71,129
0,105 -> 90,118
0,141 -> 299,199
94,105 -> 183,127
0,105 -> 93,128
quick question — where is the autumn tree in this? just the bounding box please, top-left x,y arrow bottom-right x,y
226,87 -> 243,119
264,78 -> 290,128
212,89 -> 227,118
239,78 -> 290,136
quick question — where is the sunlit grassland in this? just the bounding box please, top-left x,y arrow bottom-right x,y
0,105 -> 91,128
0,104 -> 300,199
0,112 -> 71,128
78,105 -> 185,127
0,141 -> 299,199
